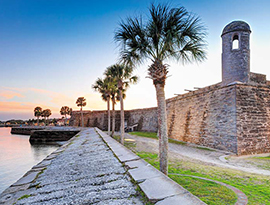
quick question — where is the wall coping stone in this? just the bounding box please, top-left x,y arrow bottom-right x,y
95,128 -> 206,204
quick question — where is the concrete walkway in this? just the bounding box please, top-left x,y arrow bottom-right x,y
125,133 -> 270,176
0,128 -> 205,205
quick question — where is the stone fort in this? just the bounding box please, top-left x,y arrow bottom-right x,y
70,21 -> 270,155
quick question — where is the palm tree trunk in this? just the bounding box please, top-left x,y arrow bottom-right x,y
107,96 -> 111,135
112,97 -> 115,137
80,107 -> 84,127
120,89 -> 125,144
37,117 -> 39,126
155,83 -> 168,175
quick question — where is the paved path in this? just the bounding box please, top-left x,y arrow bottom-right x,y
125,133 -> 270,176
7,128 -> 143,205
0,128 -> 207,205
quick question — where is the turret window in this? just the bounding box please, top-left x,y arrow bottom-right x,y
232,34 -> 239,49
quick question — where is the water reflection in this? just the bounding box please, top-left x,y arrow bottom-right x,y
0,127 -> 59,194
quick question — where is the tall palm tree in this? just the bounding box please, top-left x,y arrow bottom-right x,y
76,97 -> 86,127
92,77 -> 114,135
110,85 -> 127,137
110,85 -> 117,137
34,106 -> 42,126
115,3 -> 207,175
60,106 -> 70,126
105,64 -> 138,144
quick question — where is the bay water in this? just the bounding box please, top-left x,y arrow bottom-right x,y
0,127 -> 58,194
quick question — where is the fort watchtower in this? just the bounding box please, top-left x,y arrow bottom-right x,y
221,21 -> 251,85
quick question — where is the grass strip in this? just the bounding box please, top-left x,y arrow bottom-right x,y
137,152 -> 270,205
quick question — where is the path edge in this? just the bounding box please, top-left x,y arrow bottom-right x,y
95,127 -> 206,205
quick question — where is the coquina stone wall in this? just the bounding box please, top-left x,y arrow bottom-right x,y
70,108 -> 158,132
236,84 -> 270,155
166,83 -> 238,153
70,82 -> 270,155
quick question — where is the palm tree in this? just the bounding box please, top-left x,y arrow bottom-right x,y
60,106 -> 70,126
105,64 -> 138,144
110,85 -> 117,137
115,3 -> 207,175
92,77 -> 115,135
42,109 -> 52,125
41,110 -> 46,125
76,97 -> 86,127
34,106 -> 42,126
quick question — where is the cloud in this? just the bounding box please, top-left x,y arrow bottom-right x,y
0,87 -> 73,120
0,90 -> 24,99
0,101 -> 45,112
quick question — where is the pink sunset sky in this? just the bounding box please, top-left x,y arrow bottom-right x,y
1,0 -> 270,120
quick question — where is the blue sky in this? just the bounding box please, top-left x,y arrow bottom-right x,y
1,0 -> 270,120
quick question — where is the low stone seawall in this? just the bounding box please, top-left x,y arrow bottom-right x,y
11,126 -> 81,143
0,128 -> 205,205
11,127 -> 45,135
29,130 -> 80,144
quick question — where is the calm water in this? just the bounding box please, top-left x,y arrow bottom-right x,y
0,127 -> 59,194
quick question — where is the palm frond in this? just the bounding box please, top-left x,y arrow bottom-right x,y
114,3 -> 207,74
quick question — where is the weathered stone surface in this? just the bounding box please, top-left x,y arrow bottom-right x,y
31,160 -> 51,169
125,159 -> 148,169
12,172 -> 40,186
11,128 -> 143,205
11,127 -> 45,135
29,130 -> 80,143
128,164 -> 162,182
236,85 -> 270,155
70,108 -> 158,132
155,193 -> 206,205
139,176 -> 188,202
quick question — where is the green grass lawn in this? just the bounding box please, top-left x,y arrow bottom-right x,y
137,152 -> 270,205
250,155 -> 270,171
169,175 -> 237,205
129,131 -> 187,145
116,131 -> 270,204
129,131 -> 158,139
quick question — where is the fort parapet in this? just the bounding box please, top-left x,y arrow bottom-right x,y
70,21 -> 270,155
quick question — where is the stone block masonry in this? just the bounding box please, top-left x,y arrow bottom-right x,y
166,83 -> 238,154
70,82 -> 270,155
236,84 -> 270,155
70,107 -> 158,132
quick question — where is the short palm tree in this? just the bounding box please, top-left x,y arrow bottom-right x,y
41,110 -> 46,125
115,3 -> 207,174
76,97 -> 86,127
42,109 -> 52,125
92,77 -> 115,135
105,64 -> 138,144
34,106 -> 42,126
60,106 -> 70,126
